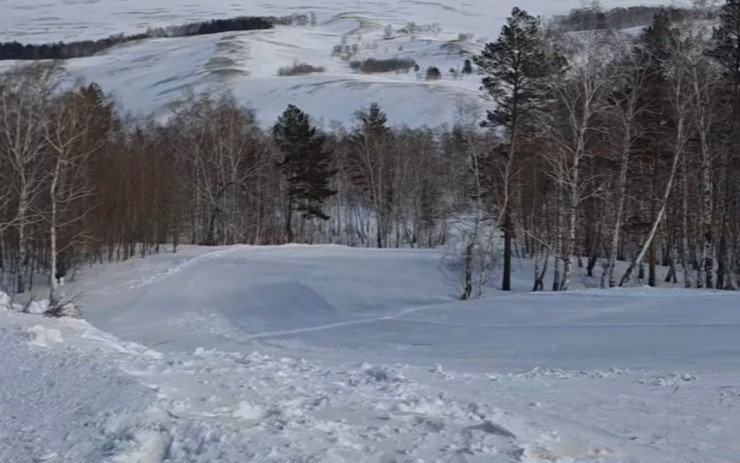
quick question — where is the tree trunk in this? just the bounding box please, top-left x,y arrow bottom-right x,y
620,110 -> 685,286
285,200 -> 294,243
604,135 -> 630,288
533,247 -> 549,292
502,206 -> 512,291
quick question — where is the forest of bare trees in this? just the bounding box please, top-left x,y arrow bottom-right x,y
2,1 -> 740,303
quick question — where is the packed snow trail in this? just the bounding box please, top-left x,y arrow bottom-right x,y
70,245 -> 740,373
2,244 -> 738,462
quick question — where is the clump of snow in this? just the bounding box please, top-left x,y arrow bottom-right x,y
487,367 -> 631,382
193,346 -> 213,357
26,324 -> 64,347
231,401 -> 265,420
0,291 -> 10,311
638,372 -> 699,387
395,395 -> 449,416
25,299 -> 50,315
361,363 -> 407,383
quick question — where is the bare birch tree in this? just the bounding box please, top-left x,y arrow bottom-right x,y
0,64 -> 59,294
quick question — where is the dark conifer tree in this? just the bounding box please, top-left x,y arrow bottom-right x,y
710,0 -> 740,289
474,7 -> 565,291
629,9 -> 677,287
462,59 -> 474,74
711,0 -> 740,90
426,66 -> 442,80
273,105 -> 336,243
350,103 -> 393,248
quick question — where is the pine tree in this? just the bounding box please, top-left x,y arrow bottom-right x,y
711,0 -> 740,89
349,103 -> 393,248
473,7 -> 565,291
462,59 -> 473,74
630,9 -> 677,288
426,66 -> 442,80
273,105 -> 336,243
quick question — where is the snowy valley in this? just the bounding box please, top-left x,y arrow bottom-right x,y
0,0 -> 667,126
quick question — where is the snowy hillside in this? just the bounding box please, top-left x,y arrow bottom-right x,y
2,245 -> 739,462
1,0 -> 670,126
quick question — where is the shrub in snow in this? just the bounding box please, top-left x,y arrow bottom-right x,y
425,66 -> 442,80
349,58 -> 417,74
277,61 -> 326,76
443,216 -> 502,300
45,302 -> 84,319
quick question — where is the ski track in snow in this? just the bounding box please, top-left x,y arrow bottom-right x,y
238,303 -> 445,342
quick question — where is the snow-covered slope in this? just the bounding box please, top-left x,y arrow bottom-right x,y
2,244 -> 736,462
1,0 -> 670,126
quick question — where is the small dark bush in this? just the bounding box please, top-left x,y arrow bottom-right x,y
426,66 -> 442,80
349,58 -> 417,74
278,62 -> 326,76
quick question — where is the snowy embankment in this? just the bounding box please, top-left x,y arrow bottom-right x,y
2,245 -> 739,462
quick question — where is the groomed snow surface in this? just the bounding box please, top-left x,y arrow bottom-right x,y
1,245 -> 739,463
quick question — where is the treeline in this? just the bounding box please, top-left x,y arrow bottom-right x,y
553,5 -> 694,32
0,63 -> 470,300
469,2 -> 740,294
3,1 -> 740,301
0,16 -> 275,60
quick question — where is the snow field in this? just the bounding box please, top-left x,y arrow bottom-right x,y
0,310 -> 568,462
2,244 -> 738,462
1,0 -> 671,127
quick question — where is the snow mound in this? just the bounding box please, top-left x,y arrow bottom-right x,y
231,401 -> 265,420
25,299 -> 50,314
0,291 -> 10,311
638,372 -> 700,387
361,363 -> 407,383
487,367 -> 631,382
0,322 -> 155,463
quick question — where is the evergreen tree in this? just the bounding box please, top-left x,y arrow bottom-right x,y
426,66 -> 442,80
273,105 -> 336,243
639,8 -> 678,77
711,0 -> 740,89
630,9 -> 678,287
710,1 -> 740,139
462,59 -> 473,74
473,7 -> 565,291
710,0 -> 740,289
350,103 -> 394,248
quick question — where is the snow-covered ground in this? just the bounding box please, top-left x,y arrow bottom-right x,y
2,245 -> 739,462
1,0 -> 672,126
